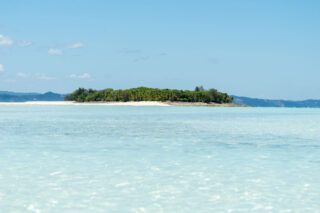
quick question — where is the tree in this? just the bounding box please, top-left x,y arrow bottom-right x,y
65,87 -> 233,103
208,88 -> 218,102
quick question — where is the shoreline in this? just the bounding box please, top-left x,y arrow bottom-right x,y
0,101 -> 169,106
167,102 -> 248,107
0,101 -> 248,107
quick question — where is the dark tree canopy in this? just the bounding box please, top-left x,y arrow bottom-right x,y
65,87 -> 233,103
194,85 -> 205,92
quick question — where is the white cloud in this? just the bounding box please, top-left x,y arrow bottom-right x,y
48,48 -> 63,55
35,73 -> 55,80
17,72 -> 54,80
69,73 -> 91,79
17,72 -> 28,78
0,34 -> 13,46
0,64 -> 4,72
0,35 -> 31,47
79,73 -> 91,79
68,42 -> 84,49
18,41 -> 32,47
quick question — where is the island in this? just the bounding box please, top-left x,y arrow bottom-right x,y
65,86 -> 247,107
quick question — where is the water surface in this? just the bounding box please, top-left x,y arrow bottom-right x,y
0,106 -> 319,212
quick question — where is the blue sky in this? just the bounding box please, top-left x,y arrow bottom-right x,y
0,0 -> 319,100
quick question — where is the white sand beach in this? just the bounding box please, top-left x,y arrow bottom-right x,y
0,101 -> 171,106
0,101 -> 249,107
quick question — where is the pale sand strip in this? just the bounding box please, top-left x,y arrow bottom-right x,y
0,101 -> 248,107
0,101 -> 170,106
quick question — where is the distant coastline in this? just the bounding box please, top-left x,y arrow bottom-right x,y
1,90 -> 320,108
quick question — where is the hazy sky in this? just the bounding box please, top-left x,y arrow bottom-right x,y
0,0 -> 319,100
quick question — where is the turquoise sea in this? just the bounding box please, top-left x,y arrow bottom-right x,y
0,105 -> 319,212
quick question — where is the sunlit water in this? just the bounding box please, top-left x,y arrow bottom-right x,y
0,105 -> 319,212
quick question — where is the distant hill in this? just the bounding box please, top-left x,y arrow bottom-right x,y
0,91 -> 65,102
233,96 -> 320,108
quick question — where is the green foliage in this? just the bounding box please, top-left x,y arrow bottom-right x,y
65,87 -> 234,103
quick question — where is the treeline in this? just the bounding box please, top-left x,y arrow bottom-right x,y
65,87 -> 233,103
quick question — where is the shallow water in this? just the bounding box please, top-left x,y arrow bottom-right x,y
0,106 -> 319,212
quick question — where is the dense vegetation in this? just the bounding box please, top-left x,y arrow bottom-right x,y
65,86 -> 234,103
